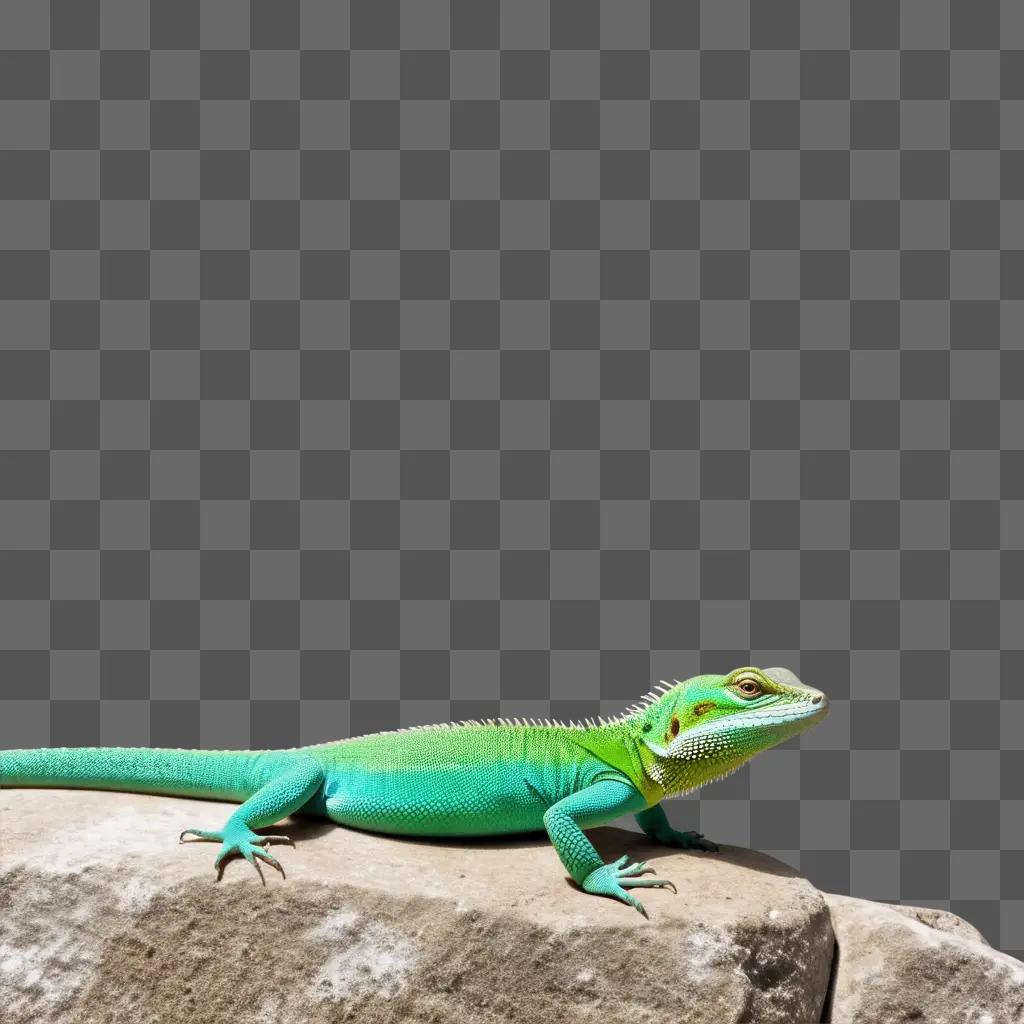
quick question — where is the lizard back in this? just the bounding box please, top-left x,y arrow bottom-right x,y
304,722 -> 641,837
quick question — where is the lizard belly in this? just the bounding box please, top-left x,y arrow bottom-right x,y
324,765 -> 549,837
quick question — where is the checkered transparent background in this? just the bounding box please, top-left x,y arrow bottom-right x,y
1,0 -> 1023,955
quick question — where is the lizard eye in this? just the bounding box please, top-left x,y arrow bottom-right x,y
736,679 -> 762,698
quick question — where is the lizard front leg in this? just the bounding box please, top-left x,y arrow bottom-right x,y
542,777 -> 677,917
179,756 -> 324,883
634,803 -> 720,852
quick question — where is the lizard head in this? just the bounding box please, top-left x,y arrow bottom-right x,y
632,667 -> 829,796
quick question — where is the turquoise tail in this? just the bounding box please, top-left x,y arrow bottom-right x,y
0,746 -> 263,802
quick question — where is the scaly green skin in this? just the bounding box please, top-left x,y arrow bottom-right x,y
0,665 -> 827,916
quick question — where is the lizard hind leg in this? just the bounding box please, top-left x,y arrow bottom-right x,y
177,756 -> 324,884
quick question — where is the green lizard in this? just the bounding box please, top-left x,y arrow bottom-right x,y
0,665 -> 827,916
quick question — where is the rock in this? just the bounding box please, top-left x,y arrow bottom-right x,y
889,902 -> 989,946
824,892 -> 1024,1024
6,789 -> 1023,1024
0,788 -> 833,1024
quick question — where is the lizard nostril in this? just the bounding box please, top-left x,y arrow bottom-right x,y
811,694 -> 822,705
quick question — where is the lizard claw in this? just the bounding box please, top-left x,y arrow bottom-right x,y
655,829 -> 720,853
614,857 -> 656,878
253,833 -> 295,848
179,828 -> 220,844
679,830 -> 720,853
214,836 -> 286,884
180,824 -> 290,882
216,841 -> 285,885
582,857 -> 677,917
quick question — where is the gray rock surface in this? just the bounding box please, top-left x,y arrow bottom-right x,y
824,892 -> 1024,1024
1,788 -> 832,1024
4,789 -> 1023,1023
889,901 -> 990,946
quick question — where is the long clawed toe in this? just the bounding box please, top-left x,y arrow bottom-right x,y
217,844 -> 287,886
616,857 -> 677,895
179,828 -> 220,844
181,825 -> 291,884
680,830 -> 720,853
621,876 -> 678,894
251,846 -> 286,879
254,834 -> 295,848
582,857 -> 678,917
616,859 -> 655,878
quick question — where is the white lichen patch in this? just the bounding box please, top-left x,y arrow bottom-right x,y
0,929 -> 100,1014
305,910 -> 360,940
305,911 -> 417,1004
683,928 -> 741,982
0,943 -> 47,990
310,936 -> 415,1003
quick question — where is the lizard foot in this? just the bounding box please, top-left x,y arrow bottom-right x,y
581,854 -> 677,918
179,824 -> 292,884
662,829 -> 720,853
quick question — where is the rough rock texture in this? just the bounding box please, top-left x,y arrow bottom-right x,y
889,901 -> 990,946
4,790 -> 1024,1023
824,893 -> 1024,1024
0,789 -> 832,1024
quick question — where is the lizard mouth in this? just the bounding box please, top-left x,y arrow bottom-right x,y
651,693 -> 829,762
733,697 -> 829,727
